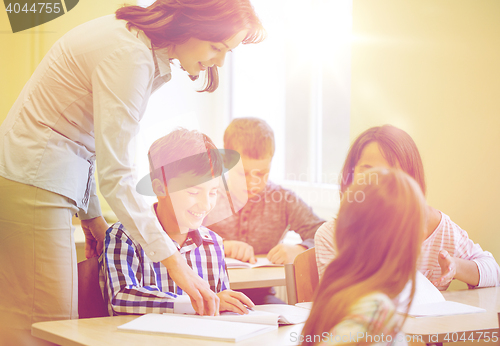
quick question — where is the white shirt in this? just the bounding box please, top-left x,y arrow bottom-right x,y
0,15 -> 176,261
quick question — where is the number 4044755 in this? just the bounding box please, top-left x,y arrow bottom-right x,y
443,332 -> 499,343
6,3 -> 62,14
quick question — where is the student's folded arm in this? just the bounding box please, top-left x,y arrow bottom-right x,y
454,227 -> 500,288
474,255 -> 500,287
92,45 -> 177,262
103,229 -> 177,315
284,188 -> 325,246
461,243 -> 500,288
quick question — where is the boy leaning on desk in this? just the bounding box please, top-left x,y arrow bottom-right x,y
207,118 -> 325,304
99,128 -> 254,315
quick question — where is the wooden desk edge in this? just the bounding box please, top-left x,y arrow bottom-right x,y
32,322 -> 79,346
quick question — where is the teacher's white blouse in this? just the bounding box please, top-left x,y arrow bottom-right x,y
0,15 -> 177,261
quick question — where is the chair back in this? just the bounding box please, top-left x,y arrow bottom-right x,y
78,256 -> 109,318
285,248 -> 319,305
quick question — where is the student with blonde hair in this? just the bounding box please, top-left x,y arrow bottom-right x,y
208,117 -> 325,304
302,168 -> 425,346
315,125 -> 500,290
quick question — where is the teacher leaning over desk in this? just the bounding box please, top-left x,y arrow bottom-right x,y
0,1 -> 264,344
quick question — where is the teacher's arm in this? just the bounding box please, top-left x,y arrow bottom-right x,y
91,44 -> 218,315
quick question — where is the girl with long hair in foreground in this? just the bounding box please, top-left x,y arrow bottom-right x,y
302,168 -> 425,346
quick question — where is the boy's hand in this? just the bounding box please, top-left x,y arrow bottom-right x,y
223,240 -> 257,264
432,249 -> 457,287
267,244 -> 306,264
81,215 -> 108,259
217,290 -> 254,315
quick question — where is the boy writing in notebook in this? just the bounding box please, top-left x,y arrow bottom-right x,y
209,118 -> 325,304
100,128 -> 253,315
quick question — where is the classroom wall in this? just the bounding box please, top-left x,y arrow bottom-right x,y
1,1 -> 137,217
1,1 -> 134,122
352,0 -> 500,267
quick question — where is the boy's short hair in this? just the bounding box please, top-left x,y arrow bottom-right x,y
223,117 -> 275,159
148,128 -> 223,188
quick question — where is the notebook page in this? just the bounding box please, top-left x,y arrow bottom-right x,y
253,304 -> 311,324
118,313 -> 278,342
183,310 -> 280,325
409,301 -> 486,317
397,271 -> 445,313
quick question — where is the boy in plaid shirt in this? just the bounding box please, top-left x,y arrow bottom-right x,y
100,128 -> 253,315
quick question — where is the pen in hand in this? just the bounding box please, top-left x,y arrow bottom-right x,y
277,224 -> 291,244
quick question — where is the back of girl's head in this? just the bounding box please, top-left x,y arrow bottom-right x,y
116,0 -> 265,92
302,168 -> 425,345
340,125 -> 426,195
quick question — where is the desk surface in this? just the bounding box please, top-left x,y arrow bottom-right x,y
403,287 -> 500,342
32,287 -> 500,345
76,226 -> 286,290
228,266 -> 285,290
32,315 -> 304,346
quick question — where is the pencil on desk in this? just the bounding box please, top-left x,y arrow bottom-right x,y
277,224 -> 291,244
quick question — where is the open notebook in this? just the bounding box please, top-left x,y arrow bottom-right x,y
118,313 -> 277,342
183,304 -> 310,325
225,257 -> 283,269
396,271 -> 486,317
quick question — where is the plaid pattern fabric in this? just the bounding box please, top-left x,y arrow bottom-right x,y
100,222 -> 228,315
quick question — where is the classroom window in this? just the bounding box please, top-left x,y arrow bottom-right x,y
230,0 -> 352,186
134,0 -> 352,217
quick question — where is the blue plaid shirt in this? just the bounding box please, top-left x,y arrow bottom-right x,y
100,222 -> 229,315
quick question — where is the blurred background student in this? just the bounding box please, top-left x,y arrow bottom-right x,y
302,168 -> 425,346
208,117 -> 324,304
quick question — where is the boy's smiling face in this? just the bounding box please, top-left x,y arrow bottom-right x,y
167,173 -> 220,234
154,172 -> 220,239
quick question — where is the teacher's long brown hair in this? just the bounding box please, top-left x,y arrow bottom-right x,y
116,0 -> 265,92
302,168 -> 425,345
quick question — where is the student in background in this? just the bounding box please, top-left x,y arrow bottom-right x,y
302,168 -> 425,346
100,129 -> 253,315
208,117 -> 325,304
315,125 -> 500,290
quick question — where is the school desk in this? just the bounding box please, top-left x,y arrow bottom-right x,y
228,265 -> 286,290
403,286 -> 500,343
32,315 -> 305,346
75,225 -> 286,290
32,287 -> 500,345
